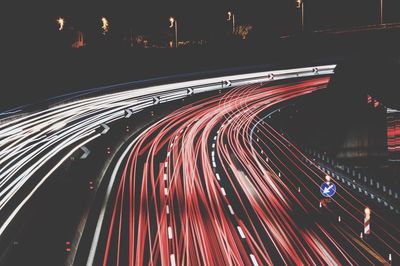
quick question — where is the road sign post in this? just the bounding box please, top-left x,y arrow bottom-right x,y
320,175 -> 336,198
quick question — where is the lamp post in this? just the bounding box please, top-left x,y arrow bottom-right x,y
301,1 -> 305,32
169,17 -> 178,48
227,11 -> 236,34
380,0 -> 384,24
296,0 -> 304,32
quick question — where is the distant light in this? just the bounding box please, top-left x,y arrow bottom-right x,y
365,207 -> 371,217
65,241 -> 71,252
57,17 -> 65,31
101,17 -> 109,34
169,17 -> 175,28
373,99 -> 380,108
325,175 -> 331,183
227,12 -> 232,21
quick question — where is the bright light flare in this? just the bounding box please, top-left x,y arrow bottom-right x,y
227,12 -> 232,21
57,17 -> 65,31
169,17 -> 175,28
365,207 -> 371,218
101,17 -> 109,34
325,174 -> 331,183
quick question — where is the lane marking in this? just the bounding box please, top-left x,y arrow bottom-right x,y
168,226 -> 173,239
170,254 -> 176,266
216,173 -> 221,181
250,254 -> 259,266
237,226 -> 246,238
221,187 -> 226,196
228,205 -> 235,215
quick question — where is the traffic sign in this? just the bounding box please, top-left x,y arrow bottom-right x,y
320,182 -> 336,197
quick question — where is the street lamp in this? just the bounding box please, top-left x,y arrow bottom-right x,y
169,17 -> 178,48
57,17 -> 65,31
380,0 -> 384,24
101,17 -> 109,35
296,0 -> 304,32
227,11 -> 235,34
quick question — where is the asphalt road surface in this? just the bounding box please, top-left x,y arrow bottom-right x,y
83,77 -> 399,265
2,64 -> 398,265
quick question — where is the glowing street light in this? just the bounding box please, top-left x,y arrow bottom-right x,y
169,17 -> 178,48
57,17 -> 65,31
227,11 -> 235,34
169,17 -> 175,28
101,17 -> 109,35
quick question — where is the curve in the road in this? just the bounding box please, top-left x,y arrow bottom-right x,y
84,76 -> 399,265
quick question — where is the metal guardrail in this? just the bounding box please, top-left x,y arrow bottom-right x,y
261,97 -> 399,215
303,148 -> 400,214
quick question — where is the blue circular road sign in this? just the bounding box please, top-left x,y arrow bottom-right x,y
320,182 -> 336,198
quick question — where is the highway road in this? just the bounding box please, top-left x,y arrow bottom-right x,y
82,76 -> 399,265
2,64 -> 399,265
0,65 -> 334,242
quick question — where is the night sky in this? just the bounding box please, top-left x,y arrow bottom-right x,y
1,0 -> 400,43
1,0 -> 400,110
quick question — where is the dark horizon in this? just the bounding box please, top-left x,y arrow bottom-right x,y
5,0 -> 400,50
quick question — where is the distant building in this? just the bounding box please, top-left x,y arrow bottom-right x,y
387,108 -> 400,161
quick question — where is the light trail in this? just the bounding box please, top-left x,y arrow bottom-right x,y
85,75 -> 398,265
0,65 -> 335,240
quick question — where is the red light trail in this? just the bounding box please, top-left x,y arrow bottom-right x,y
92,77 -> 399,265
387,109 -> 400,161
